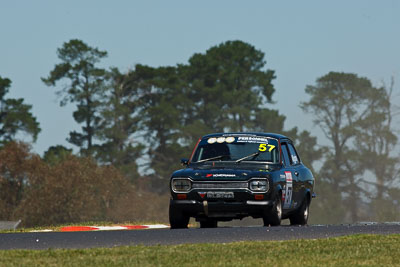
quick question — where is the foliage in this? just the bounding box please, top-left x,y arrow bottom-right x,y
0,142 -> 40,220
130,64 -> 192,182
301,72 -> 399,223
43,145 -> 73,165
353,80 -> 400,221
0,142 -> 168,226
16,155 -> 131,226
0,76 -> 40,143
183,40 -> 276,133
42,39 -> 107,156
95,68 -> 145,182
128,41 -> 291,186
4,39 -> 398,225
39,39 -> 324,197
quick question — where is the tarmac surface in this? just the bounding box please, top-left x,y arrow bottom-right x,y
1,223 -> 400,250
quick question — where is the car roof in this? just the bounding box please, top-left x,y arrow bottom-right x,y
201,132 -> 289,141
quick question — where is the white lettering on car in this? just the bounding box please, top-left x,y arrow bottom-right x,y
212,174 -> 236,177
237,136 -> 269,144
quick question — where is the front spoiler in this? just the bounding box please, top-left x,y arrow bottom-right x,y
170,199 -> 273,220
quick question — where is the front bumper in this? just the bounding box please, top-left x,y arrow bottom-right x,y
170,199 -> 273,220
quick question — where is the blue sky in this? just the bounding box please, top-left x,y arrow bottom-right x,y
1,1 -> 399,155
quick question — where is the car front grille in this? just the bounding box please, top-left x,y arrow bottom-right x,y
192,182 -> 248,190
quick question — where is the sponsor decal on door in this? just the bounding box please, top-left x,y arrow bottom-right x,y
283,171 -> 293,209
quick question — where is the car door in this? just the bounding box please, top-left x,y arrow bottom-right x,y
280,142 -> 297,211
286,142 -> 303,208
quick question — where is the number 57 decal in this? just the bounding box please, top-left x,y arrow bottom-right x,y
259,144 -> 275,152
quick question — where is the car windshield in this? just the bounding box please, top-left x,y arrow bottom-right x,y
191,135 -> 280,164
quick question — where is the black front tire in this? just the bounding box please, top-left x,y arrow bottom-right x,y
169,203 -> 189,229
200,219 -> 218,228
289,196 -> 309,225
263,193 -> 282,226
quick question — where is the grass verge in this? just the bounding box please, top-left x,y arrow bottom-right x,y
0,234 -> 399,266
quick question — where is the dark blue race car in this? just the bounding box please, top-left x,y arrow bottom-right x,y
169,132 -> 316,228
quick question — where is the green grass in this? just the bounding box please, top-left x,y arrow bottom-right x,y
1,234 -> 399,266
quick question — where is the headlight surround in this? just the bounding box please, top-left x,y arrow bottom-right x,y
171,178 -> 192,193
249,179 -> 269,192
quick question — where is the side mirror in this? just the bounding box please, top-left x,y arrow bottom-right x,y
181,158 -> 189,166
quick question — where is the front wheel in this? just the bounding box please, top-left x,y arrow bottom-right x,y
289,196 -> 309,225
263,193 -> 282,226
169,203 -> 189,229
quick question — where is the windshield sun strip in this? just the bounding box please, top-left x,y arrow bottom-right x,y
190,136 -> 280,164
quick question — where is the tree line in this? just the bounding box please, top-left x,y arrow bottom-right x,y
0,39 -> 398,226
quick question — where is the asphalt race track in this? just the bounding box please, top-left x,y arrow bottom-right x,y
1,223 -> 400,250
